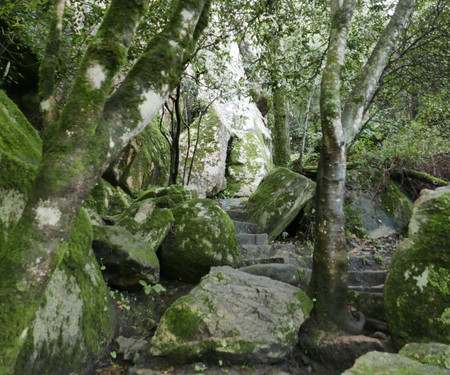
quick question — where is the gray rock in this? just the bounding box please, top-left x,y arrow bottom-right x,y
342,351 -> 450,374
239,263 -> 302,287
150,266 -> 313,363
92,225 -> 160,288
245,167 -> 316,241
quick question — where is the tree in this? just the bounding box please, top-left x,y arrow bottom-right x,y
308,0 -> 416,332
0,0 -> 211,372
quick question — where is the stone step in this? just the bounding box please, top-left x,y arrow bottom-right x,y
227,208 -> 249,222
239,244 -> 275,260
233,220 -> 259,234
348,270 -> 388,287
303,255 -> 391,272
237,233 -> 268,246
348,284 -> 385,293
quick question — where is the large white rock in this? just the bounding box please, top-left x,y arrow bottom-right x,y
179,43 -> 273,197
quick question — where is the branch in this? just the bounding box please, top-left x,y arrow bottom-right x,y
103,0 -> 212,160
342,0 -> 417,143
38,0 -> 65,127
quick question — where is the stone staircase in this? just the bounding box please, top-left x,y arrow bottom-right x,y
217,198 -> 390,322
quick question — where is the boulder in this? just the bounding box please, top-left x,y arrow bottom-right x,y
399,342 -> 450,369
178,106 -> 231,197
92,224 -> 160,288
0,91 -> 113,374
342,351 -> 450,374
105,116 -> 170,195
245,167 -> 316,241
384,186 -> 450,348
84,178 -> 131,218
159,199 -> 242,283
150,266 -> 312,363
15,210 -> 114,375
239,263 -> 302,287
179,43 -> 273,198
346,177 -> 412,239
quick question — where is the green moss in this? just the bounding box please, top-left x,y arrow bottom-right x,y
295,290 -> 313,319
379,180 -> 413,234
164,305 -> 204,341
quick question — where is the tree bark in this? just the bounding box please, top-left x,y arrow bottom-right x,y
272,82 -> 290,167
0,1 -> 211,372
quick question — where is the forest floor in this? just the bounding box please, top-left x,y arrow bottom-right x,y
93,235 -> 401,375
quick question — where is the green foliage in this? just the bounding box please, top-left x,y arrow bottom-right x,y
139,280 -> 167,296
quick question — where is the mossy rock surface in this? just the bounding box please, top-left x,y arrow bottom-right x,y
245,167 -> 315,241
399,342 -> 450,369
92,224 -> 160,288
0,90 -> 41,244
105,116 -> 170,195
84,178 -> 131,217
150,266 -> 312,363
342,351 -> 450,374
227,129 -> 273,197
384,186 -> 450,348
159,199 -> 241,283
15,210 -> 113,375
137,184 -> 198,205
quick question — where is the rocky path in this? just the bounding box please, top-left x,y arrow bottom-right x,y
95,199 -> 399,375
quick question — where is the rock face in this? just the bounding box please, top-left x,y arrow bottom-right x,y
0,90 -> 41,242
384,186 -> 450,348
105,117 -> 170,195
0,90 -> 113,374
150,266 -> 312,363
346,178 -> 413,239
179,43 -> 272,198
92,225 -> 160,288
342,351 -> 450,374
245,167 -> 316,241
159,199 -> 241,283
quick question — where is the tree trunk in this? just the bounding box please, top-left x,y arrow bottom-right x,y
272,83 -> 290,168
309,0 -> 416,332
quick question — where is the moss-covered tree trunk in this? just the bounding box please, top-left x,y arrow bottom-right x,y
309,0 -> 416,332
272,82 -> 290,168
0,0 -> 211,373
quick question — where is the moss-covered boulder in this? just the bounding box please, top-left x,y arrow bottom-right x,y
399,342 -> 450,369
0,89 -> 41,246
105,116 -> 170,195
245,167 -> 316,241
92,224 -> 160,288
137,184 -> 198,205
0,91 -> 113,374
15,210 -> 114,375
385,186 -> 450,348
84,178 -> 131,218
150,266 -> 312,363
159,199 -> 242,283
342,351 -> 449,374
346,173 -> 413,238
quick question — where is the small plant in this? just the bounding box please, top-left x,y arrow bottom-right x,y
139,280 -> 167,296
110,351 -> 117,359
282,231 -> 289,240
110,289 -> 132,311
194,363 -> 207,372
